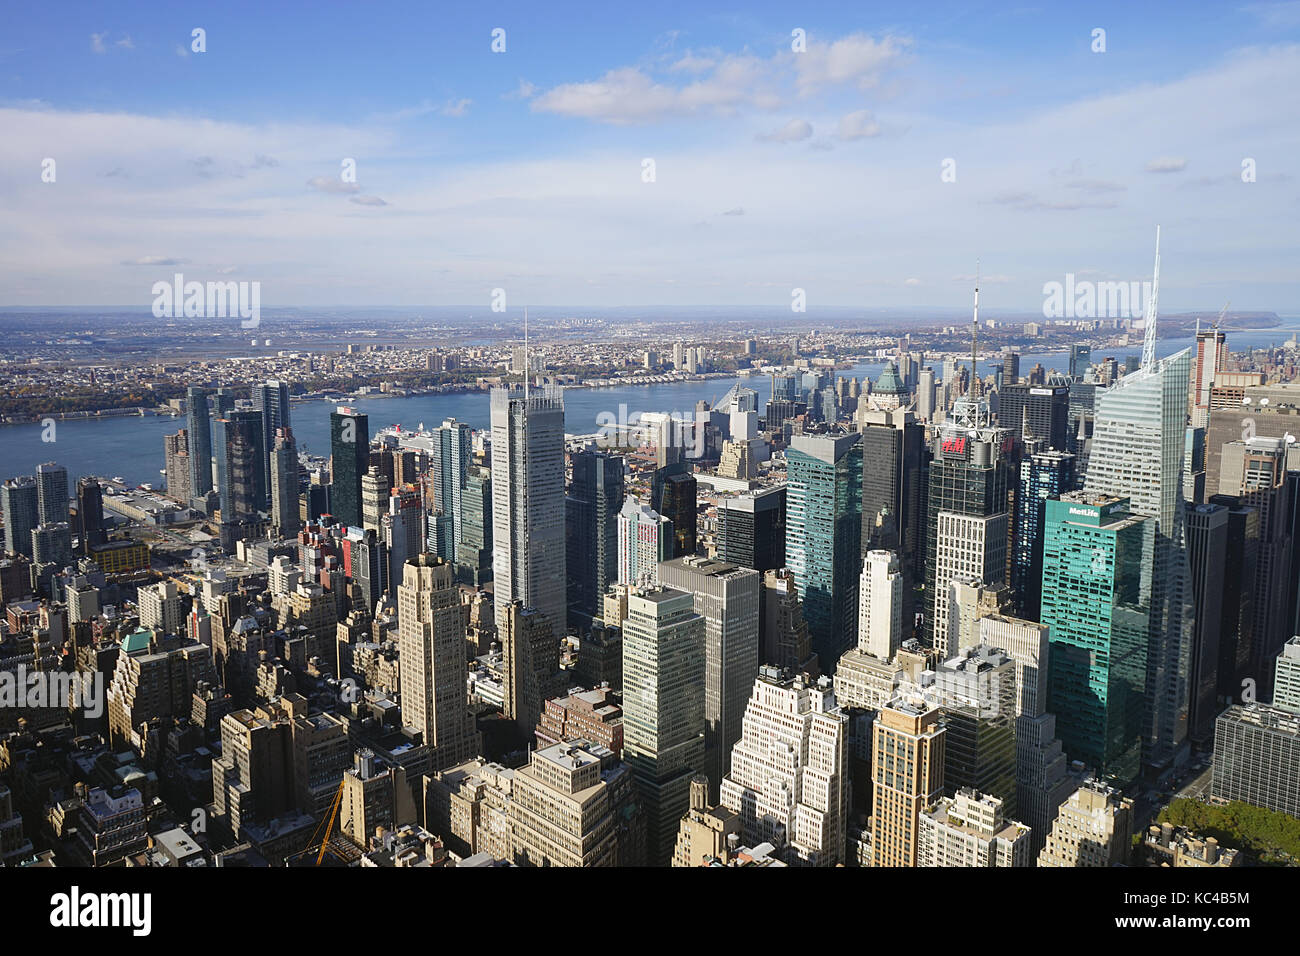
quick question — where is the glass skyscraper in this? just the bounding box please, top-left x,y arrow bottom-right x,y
429,418 -> 472,561
1012,449 -> 1076,621
186,386 -> 214,500
1041,494 -> 1151,785
329,407 -> 370,529
1084,348 -> 1194,772
786,431 -> 862,669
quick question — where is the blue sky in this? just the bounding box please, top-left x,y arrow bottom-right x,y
2,0 -> 1299,311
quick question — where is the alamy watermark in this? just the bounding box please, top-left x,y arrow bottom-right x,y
152,272 -> 261,328
0,666 -> 103,719
1042,274 -> 1152,319
595,404 -> 706,458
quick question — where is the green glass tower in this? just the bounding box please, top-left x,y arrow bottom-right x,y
1041,493 -> 1151,785
786,431 -> 862,671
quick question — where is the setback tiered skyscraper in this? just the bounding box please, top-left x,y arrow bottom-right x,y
857,406 -> 924,586
786,431 -> 863,670
490,385 -> 567,635
396,555 -> 482,771
718,667 -> 848,866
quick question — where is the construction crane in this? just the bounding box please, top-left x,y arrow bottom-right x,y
302,779 -> 346,866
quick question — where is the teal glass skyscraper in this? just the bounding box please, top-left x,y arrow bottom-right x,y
786,431 -> 862,670
1041,493 -> 1151,785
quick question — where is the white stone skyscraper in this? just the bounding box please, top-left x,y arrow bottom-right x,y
719,667 -> 848,866
858,549 -> 904,661
490,384 -> 567,634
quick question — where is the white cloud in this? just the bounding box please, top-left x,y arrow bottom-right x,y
793,33 -> 911,93
307,176 -> 361,194
90,33 -> 107,54
837,109 -> 881,140
1146,156 -> 1188,172
757,118 -> 813,143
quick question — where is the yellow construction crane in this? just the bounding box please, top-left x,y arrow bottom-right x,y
303,779 -> 346,866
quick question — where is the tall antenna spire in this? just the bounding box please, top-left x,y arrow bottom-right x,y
1141,226 -> 1161,369
971,260 -> 980,397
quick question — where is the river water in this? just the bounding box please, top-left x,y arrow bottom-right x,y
4,325 -> 1298,488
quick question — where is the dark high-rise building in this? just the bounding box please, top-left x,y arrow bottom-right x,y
566,447 -> 625,624
1185,502 -> 1228,744
36,462 -> 69,526
858,407 -> 924,585
652,460 -> 697,558
186,386 -> 214,499
998,383 -> 1070,451
1069,344 -> 1092,381
454,465 -> 493,586
77,476 -> 107,554
923,399 -> 1014,652
717,485 -> 786,572
765,399 -> 804,434
252,381 -> 292,505
1214,436 -> 1295,701
213,414 -> 260,547
1,477 -> 39,558
1001,351 -> 1020,384
1217,505 -> 1260,701
231,410 -> 267,509
270,427 -> 300,539
330,407 -> 370,529
1011,449 -> 1075,621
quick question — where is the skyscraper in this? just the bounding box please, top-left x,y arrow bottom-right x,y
857,549 -> 904,662
499,600 -> 560,737
923,398 -> 1013,654
1185,502 -> 1228,743
429,418 -> 471,561
163,429 -> 192,504
329,406 -> 370,529
2,477 -> 39,558
786,431 -> 863,670
454,464 -> 493,587
858,406 -> 924,584
396,555 -> 482,771
998,383 -> 1070,451
651,459 -> 697,558
35,462 -> 69,526
186,386 -> 213,500
252,380 -> 291,505
658,556 -> 761,794
566,447 -> 625,624
1215,436 -> 1294,700
1011,448 -> 1075,621
1068,344 -> 1092,382
622,585 -> 707,865
77,476 -> 107,554
213,414 -> 260,547
1041,494 -> 1151,785
716,486 -> 786,572
617,498 -> 672,588
718,667 -> 848,866
1084,346 -> 1194,772
1037,779 -> 1133,867
269,426 -> 300,539
490,385 -> 567,635
870,696 -> 945,867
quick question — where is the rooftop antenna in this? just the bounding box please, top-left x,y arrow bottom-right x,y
971,260 -> 981,397
1140,226 -> 1161,369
